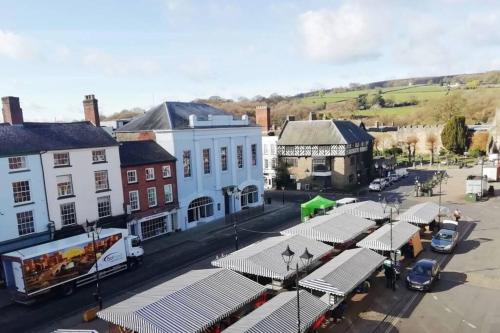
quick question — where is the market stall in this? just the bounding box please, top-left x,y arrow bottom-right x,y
281,212 -> 375,245
211,235 -> 334,284
329,200 -> 390,222
396,202 -> 449,225
224,291 -> 330,333
299,248 -> 385,305
301,195 -> 336,222
97,268 -> 267,333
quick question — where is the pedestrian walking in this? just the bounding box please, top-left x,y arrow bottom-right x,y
453,209 -> 462,222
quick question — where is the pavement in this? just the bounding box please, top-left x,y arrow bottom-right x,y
318,164 -> 500,333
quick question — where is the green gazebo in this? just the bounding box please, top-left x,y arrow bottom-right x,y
301,195 -> 336,222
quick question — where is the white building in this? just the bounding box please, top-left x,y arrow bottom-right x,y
1,95 -> 125,235
117,102 -> 264,230
262,135 -> 278,189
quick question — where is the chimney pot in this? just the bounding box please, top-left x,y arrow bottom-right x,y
2,96 -> 24,125
83,94 -> 100,127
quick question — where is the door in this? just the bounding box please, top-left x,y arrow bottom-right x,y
13,262 -> 25,293
224,192 -> 230,215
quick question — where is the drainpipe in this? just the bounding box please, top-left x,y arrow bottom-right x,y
39,151 -> 55,239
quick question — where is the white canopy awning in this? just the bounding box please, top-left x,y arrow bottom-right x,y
299,248 -> 385,296
356,222 -> 420,251
223,291 -> 329,333
211,235 -> 334,281
329,200 -> 390,221
396,202 -> 450,225
280,213 -> 375,244
97,268 -> 266,333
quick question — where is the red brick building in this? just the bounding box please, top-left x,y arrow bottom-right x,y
119,140 -> 179,240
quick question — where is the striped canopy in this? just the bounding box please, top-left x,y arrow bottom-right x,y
211,235 -> 334,281
280,213 -> 375,244
97,268 -> 266,333
396,202 -> 450,225
223,291 -> 330,333
329,200 -> 390,221
356,221 -> 420,251
299,248 -> 385,296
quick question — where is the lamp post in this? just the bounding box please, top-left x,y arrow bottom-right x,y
434,168 -> 448,224
281,186 -> 285,205
230,187 -> 240,250
304,168 -> 311,198
380,197 -> 401,292
281,245 -> 314,333
84,220 -> 103,310
480,157 -> 484,199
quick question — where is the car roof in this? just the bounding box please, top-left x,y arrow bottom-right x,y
416,259 -> 436,267
438,228 -> 456,235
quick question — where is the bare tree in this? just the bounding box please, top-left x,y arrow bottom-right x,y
404,135 -> 418,164
426,133 -> 438,164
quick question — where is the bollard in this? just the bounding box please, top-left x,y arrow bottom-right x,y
83,306 -> 99,322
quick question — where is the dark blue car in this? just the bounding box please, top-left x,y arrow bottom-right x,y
406,259 -> 440,291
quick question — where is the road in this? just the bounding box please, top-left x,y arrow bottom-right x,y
0,204 -> 301,333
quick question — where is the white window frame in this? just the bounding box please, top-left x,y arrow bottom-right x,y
237,145 -> 244,169
97,195 -> 112,218
92,149 -> 107,163
53,152 -> 70,167
60,202 -> 77,226
8,156 -> 27,171
164,184 -> 173,203
94,170 -> 109,191
12,180 -> 31,204
162,165 -> 171,178
145,167 -> 155,181
16,210 -> 35,235
220,147 -> 228,171
56,174 -> 74,197
127,170 -> 138,184
183,150 -> 191,178
251,144 -> 257,166
129,190 -> 140,211
147,187 -> 157,207
203,148 -> 211,174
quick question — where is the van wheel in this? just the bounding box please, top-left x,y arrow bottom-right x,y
128,259 -> 138,271
60,282 -> 75,297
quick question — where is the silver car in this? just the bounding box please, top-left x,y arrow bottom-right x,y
431,228 -> 458,253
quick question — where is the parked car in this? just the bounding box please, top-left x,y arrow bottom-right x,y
406,259 -> 440,291
369,179 -> 384,191
395,168 -> 409,178
441,220 -> 458,231
431,228 -> 459,253
388,171 -> 400,183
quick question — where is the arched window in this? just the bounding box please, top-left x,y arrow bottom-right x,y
240,185 -> 258,208
187,197 -> 214,222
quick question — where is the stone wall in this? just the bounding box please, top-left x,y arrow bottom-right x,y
368,125 -> 444,155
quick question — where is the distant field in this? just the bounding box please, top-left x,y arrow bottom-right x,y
354,105 -> 419,117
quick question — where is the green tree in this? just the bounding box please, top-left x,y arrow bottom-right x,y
441,116 -> 467,154
433,93 -> 466,122
357,94 -> 369,110
276,159 -> 292,188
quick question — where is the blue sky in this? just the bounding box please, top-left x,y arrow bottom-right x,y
1,0 -> 500,121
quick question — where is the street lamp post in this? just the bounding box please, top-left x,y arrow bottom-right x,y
281,245 -> 314,333
85,220 -> 103,310
281,186 -> 285,205
480,157 -> 484,199
231,187 -> 240,250
380,197 -> 401,292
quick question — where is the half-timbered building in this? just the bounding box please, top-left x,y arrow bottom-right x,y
277,118 -> 373,189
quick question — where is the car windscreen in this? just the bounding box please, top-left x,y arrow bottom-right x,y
435,232 -> 453,241
413,264 -> 432,276
372,181 -> 380,184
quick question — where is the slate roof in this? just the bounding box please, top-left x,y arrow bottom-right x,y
119,140 -> 176,167
118,102 -> 238,131
278,120 -> 373,146
0,122 -> 118,157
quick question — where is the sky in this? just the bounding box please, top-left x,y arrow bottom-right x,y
1,0 -> 500,121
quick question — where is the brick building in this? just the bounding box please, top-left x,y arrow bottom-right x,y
119,140 -> 178,240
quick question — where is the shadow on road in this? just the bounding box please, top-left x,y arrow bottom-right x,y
433,271 -> 468,292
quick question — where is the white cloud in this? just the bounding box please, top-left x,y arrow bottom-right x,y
82,49 -> 161,77
178,58 -> 214,81
298,1 -> 389,63
0,30 -> 38,59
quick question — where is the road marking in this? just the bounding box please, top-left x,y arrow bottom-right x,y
463,320 -> 477,329
445,307 -> 452,313
433,295 -> 438,300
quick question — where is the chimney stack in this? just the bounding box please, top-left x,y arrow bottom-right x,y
83,94 -> 100,127
255,105 -> 271,132
2,96 -> 24,125
309,112 -> 317,121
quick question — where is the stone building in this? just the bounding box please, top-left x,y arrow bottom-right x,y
277,117 -> 373,190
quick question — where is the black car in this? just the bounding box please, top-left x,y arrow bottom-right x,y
406,259 -> 440,291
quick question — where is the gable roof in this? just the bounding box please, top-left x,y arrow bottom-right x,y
0,122 -> 118,157
119,140 -> 176,166
118,101 -> 237,131
278,119 -> 373,146
97,268 -> 266,333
